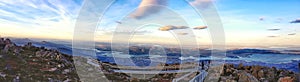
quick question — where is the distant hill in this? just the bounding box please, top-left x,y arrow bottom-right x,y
226,49 -> 281,54
10,38 -> 72,55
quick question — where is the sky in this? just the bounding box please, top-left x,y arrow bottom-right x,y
0,0 -> 300,47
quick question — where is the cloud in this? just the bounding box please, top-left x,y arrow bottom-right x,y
290,18 -> 300,23
272,18 -> 283,23
102,30 -> 152,35
267,35 -> 278,38
177,32 -> 188,35
158,25 -> 189,31
0,0 -> 82,39
267,28 -> 280,31
276,18 -> 283,21
130,0 -> 167,19
288,33 -> 296,35
190,0 -> 214,9
259,16 -> 265,21
193,26 -> 207,30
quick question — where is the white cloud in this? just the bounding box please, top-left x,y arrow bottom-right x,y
190,0 -> 214,9
130,0 -> 168,19
193,26 -> 207,30
158,25 -> 189,31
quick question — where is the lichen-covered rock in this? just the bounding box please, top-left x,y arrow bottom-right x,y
238,72 -> 250,82
238,63 -> 244,70
278,76 -> 295,82
220,64 -> 298,82
257,70 -> 264,79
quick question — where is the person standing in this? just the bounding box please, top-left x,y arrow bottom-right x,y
201,61 -> 204,70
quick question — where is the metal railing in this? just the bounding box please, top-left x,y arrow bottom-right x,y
189,70 -> 207,82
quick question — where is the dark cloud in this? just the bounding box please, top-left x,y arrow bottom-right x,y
290,18 -> 300,23
259,16 -> 265,21
267,28 -> 280,31
115,21 -> 122,24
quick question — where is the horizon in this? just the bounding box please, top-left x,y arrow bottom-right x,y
2,36 -> 300,50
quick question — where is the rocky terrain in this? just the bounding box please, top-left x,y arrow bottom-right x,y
0,38 -> 79,81
220,63 -> 299,82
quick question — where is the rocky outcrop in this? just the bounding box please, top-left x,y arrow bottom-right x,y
0,38 -> 79,81
220,64 -> 299,82
4,38 -> 12,44
278,76 -> 296,82
24,42 -> 32,49
2,39 -> 16,52
0,38 -> 4,44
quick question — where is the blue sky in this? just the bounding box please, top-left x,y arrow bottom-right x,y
0,0 -> 299,47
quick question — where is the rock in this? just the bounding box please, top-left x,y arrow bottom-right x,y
15,46 -> 23,54
0,72 -> 6,78
251,70 -> 258,79
238,63 -> 244,70
244,66 -> 251,70
238,72 -> 250,82
265,69 -> 276,81
3,44 -> 15,52
220,63 -> 299,82
226,79 -> 237,82
278,76 -> 295,82
4,38 -> 12,44
25,42 -> 33,48
252,65 -> 262,72
0,38 -> 4,44
257,70 -> 264,79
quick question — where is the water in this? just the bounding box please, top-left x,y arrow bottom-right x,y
240,54 -> 300,64
97,51 -> 300,64
96,51 -> 300,72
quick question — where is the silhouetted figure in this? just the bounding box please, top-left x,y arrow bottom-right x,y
208,60 -> 211,68
201,61 -> 204,70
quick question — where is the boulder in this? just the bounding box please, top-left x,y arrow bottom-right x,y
278,76 -> 295,82
238,63 -> 244,70
4,38 -> 12,44
25,42 -> 33,49
238,72 -> 249,82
